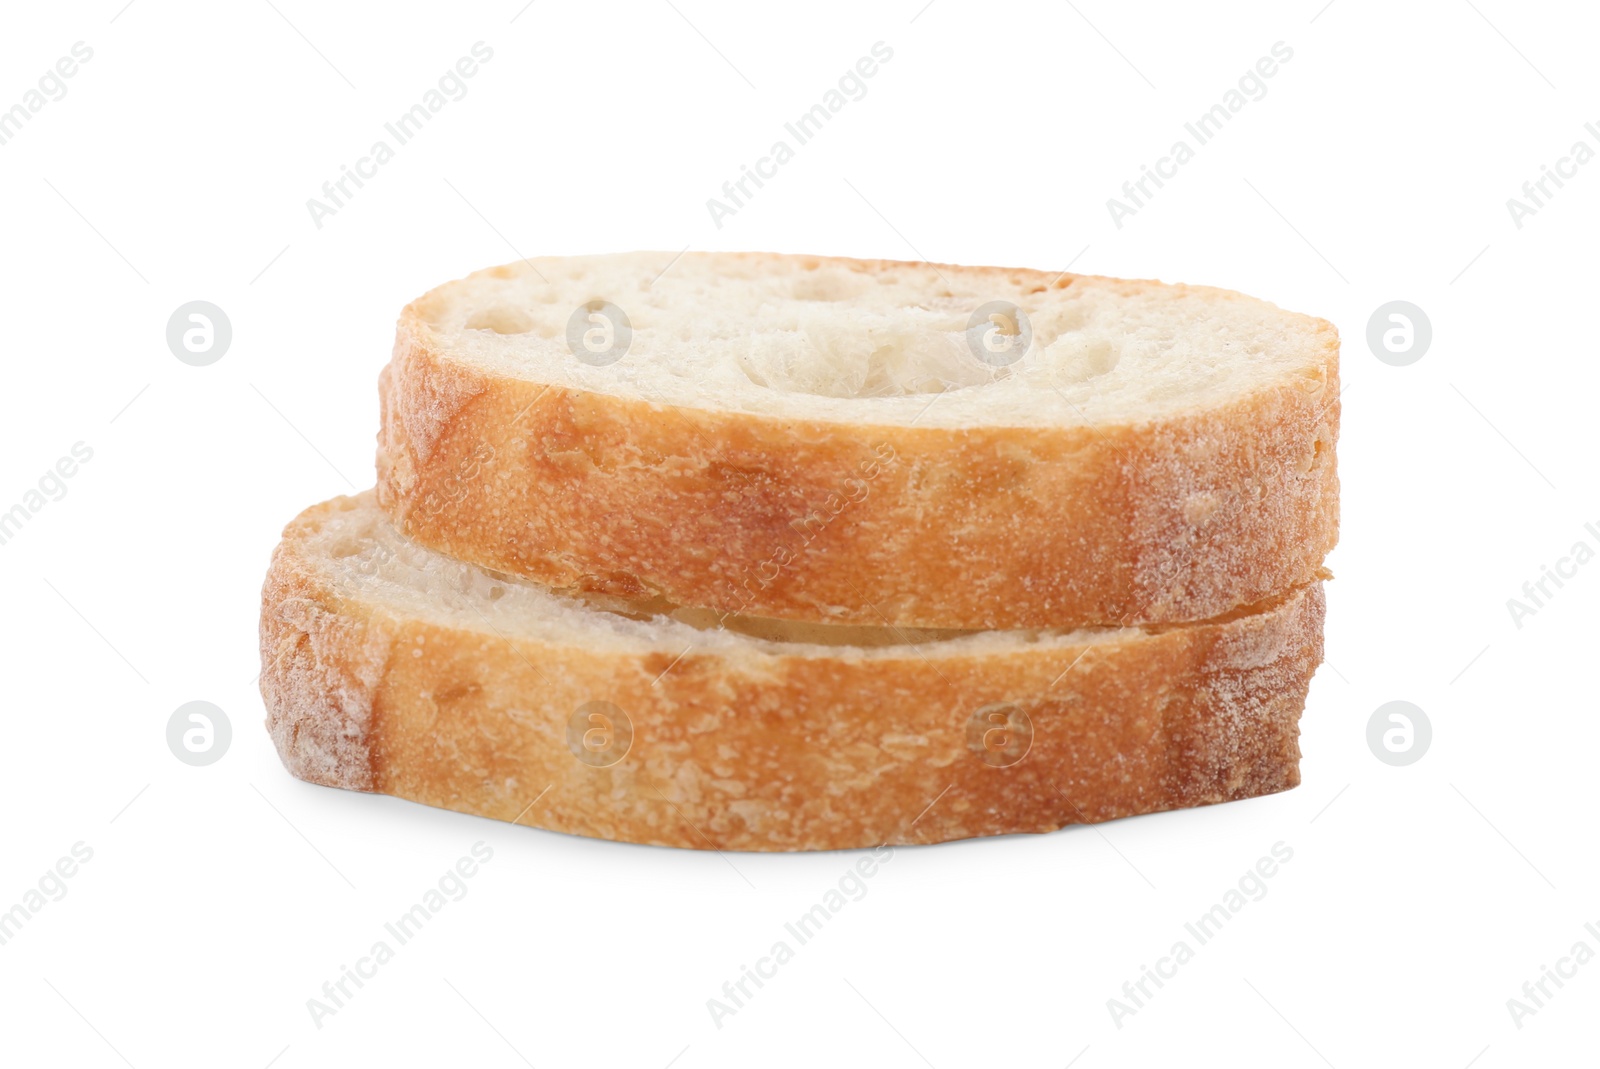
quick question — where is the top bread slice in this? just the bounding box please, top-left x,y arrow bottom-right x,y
376,253 -> 1339,630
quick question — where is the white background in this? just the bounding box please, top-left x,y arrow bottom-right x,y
1,1 -> 1595,1065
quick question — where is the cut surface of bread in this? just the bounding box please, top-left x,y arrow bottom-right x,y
261,493 -> 1325,852
377,253 -> 1339,630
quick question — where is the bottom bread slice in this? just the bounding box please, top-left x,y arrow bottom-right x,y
260,493 -> 1326,851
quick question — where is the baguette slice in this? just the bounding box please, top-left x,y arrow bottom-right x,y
260,493 -> 1325,852
376,253 -> 1339,631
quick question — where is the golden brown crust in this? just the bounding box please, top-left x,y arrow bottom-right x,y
375,263 -> 1340,630
259,511 -> 391,792
260,499 -> 1325,851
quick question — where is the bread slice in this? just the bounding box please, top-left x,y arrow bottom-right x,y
375,252 -> 1338,631
260,493 -> 1325,851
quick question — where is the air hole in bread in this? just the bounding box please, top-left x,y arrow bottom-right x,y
1296,426 -> 1331,474
1048,336 -> 1123,386
790,273 -> 869,303
465,306 -> 536,334
328,538 -> 362,558
736,325 -> 1002,399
